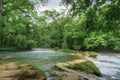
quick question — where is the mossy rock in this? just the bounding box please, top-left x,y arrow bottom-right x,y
13,63 -> 46,80
14,70 -> 36,80
70,54 -> 85,59
28,64 -> 45,76
86,52 -> 98,58
66,61 -> 102,77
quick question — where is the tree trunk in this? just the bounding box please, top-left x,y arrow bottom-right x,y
0,0 -> 2,16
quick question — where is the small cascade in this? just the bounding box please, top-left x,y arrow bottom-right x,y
86,54 -> 120,79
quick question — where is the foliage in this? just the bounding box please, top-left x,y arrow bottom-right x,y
0,0 -> 37,50
84,33 -> 108,50
0,0 -> 119,52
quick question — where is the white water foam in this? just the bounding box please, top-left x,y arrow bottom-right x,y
86,54 -> 120,79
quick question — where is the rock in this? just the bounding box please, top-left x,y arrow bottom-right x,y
55,59 -> 103,80
0,62 -> 46,80
85,52 -> 98,58
67,61 -> 102,77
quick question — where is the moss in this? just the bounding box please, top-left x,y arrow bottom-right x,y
28,64 -> 45,76
16,62 -> 44,75
14,70 -> 37,80
14,64 -> 45,80
51,55 -> 81,63
86,52 -> 98,58
71,54 -> 85,59
0,61 -> 4,64
78,78 -> 87,80
67,61 -> 102,77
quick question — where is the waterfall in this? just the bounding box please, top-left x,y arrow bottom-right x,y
86,54 -> 120,79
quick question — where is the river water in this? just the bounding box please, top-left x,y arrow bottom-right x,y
0,51 -> 120,79
0,50 -> 78,70
91,54 -> 120,79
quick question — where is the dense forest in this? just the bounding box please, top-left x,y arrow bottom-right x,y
0,0 -> 120,52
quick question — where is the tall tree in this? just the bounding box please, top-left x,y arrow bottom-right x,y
0,0 -> 35,50
0,0 -> 2,15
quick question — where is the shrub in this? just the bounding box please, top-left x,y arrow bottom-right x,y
84,33 -> 107,50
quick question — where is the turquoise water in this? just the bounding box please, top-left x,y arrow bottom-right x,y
0,51 -> 78,71
0,51 -> 120,79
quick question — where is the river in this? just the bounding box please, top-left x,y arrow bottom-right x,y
0,50 -> 120,80
90,53 -> 120,79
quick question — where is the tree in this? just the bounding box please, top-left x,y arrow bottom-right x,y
61,0 -> 120,51
0,0 -> 119,51
62,0 -> 119,16
0,0 -> 2,15
0,0 -> 49,50
0,0 -> 35,50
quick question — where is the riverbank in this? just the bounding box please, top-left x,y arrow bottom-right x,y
1,47 -> 119,53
